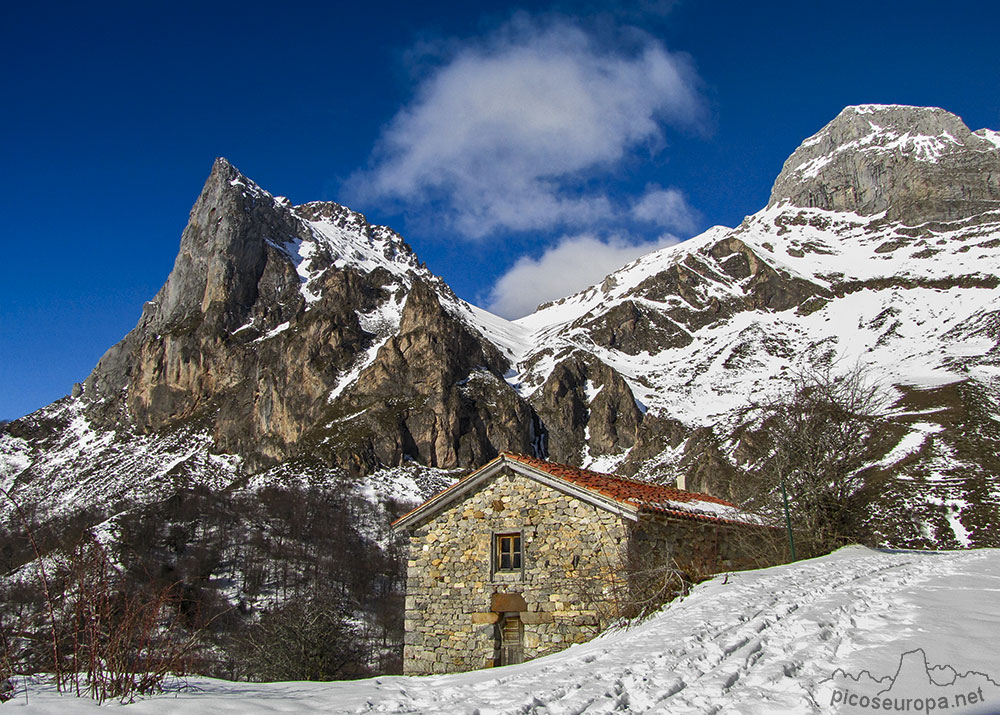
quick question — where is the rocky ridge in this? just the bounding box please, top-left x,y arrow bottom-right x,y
2,104 -> 999,550
497,104 -> 1000,547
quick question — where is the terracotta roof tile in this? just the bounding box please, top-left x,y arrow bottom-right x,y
392,453 -> 752,529
500,453 -> 745,525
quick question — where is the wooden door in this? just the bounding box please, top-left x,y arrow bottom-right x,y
500,615 -> 523,666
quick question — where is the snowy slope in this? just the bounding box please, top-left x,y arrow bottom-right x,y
0,399 -> 243,522
9,546 -> 1000,714
489,203 -> 1000,425
443,108 -> 1000,435
442,105 -> 1000,545
2,105 -> 997,549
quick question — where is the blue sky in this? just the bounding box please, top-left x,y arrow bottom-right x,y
2,0 -> 998,420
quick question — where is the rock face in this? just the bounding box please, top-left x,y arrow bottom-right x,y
769,104 -> 1000,224
2,104 -> 999,550
80,159 -> 541,474
317,279 -> 540,473
85,159 -> 323,462
530,353 -> 643,464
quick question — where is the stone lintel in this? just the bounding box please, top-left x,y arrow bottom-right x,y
492,592 -> 527,612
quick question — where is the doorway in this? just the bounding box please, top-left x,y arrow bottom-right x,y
499,613 -> 523,666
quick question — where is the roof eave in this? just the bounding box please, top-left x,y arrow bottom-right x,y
510,461 -> 641,522
391,455 -> 507,531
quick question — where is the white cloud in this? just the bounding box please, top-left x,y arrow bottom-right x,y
631,185 -> 699,232
485,233 -> 680,318
348,15 -> 704,238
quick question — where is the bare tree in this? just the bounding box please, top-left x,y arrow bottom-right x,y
731,363 -> 893,558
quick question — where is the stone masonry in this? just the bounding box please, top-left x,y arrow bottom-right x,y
402,466 -> 626,674
396,456 -> 762,675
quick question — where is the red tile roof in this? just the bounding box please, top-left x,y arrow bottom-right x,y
392,452 -> 750,529
500,453 -> 744,525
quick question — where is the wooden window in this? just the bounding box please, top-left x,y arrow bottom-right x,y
495,533 -> 522,571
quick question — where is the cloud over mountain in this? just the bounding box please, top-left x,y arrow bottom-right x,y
485,232 -> 679,318
348,14 -> 705,239
630,185 -> 699,232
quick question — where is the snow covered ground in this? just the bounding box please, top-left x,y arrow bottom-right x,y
8,546 -> 1000,714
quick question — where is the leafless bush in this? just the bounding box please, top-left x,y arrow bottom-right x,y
577,534 -> 695,629
0,485 -> 62,692
237,595 -> 369,681
618,555 -> 693,622
0,488 -> 205,704
58,538 -> 203,703
730,363 -> 893,557
1,620 -> 17,703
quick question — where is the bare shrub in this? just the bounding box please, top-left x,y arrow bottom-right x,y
0,505 -> 205,704
618,553 -> 692,622
58,538 -> 203,703
1,619 -> 17,703
730,363 -> 893,558
576,533 -> 694,630
237,594 -> 369,681
0,485 -> 62,691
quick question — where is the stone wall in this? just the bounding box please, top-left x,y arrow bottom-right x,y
629,514 -> 754,578
401,468 -> 777,675
402,466 -> 628,674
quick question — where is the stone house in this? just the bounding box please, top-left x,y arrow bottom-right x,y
392,452 -> 763,675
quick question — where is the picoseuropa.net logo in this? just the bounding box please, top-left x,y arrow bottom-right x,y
817,648 -> 1000,714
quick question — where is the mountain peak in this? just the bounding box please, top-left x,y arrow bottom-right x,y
826,104 -> 972,148
768,104 -> 1000,224
205,156 -> 273,203
211,155 -> 237,174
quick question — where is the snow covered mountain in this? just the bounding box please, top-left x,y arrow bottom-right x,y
2,105 -> 999,549
475,104 -> 1000,548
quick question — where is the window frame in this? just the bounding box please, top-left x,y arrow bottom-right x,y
491,529 -> 524,578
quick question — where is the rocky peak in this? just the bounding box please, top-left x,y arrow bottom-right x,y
768,104 -> 1000,224
293,199 -> 426,278
82,159 -> 305,406
158,158 -> 300,331
69,157 -> 543,474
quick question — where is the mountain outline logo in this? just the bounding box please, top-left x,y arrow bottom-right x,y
819,648 -> 1000,713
